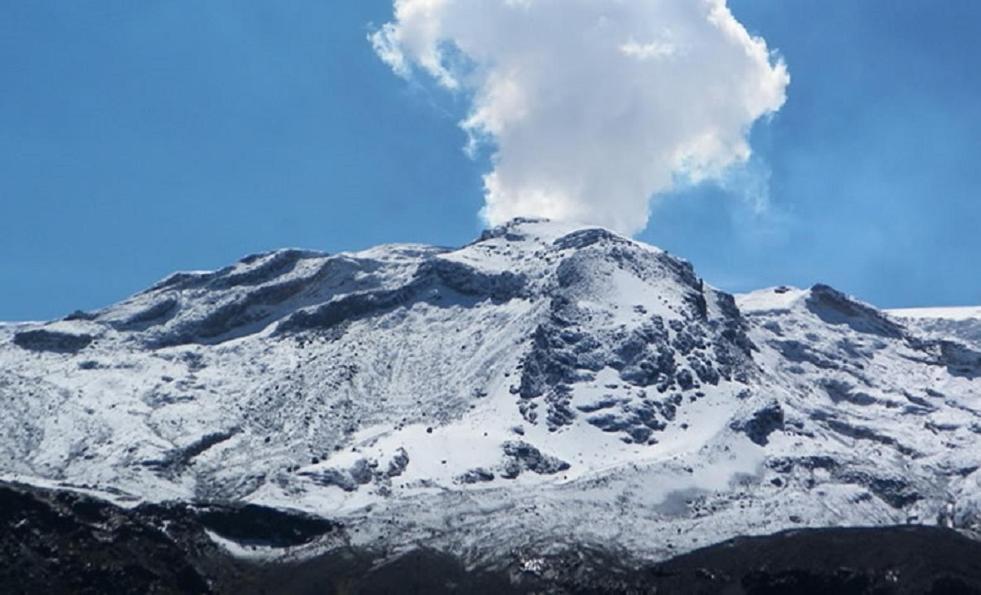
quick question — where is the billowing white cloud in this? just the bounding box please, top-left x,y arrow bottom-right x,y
372,0 -> 789,235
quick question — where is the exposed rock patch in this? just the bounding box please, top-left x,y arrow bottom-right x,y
500,441 -> 570,478
730,401 -> 785,446
13,329 -> 93,353
806,284 -> 906,338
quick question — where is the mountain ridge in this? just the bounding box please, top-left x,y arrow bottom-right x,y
1,217 -> 979,567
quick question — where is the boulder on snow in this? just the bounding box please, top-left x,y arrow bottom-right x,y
730,401 -> 785,446
501,441 -> 570,478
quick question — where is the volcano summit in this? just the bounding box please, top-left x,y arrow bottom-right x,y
2,218 -> 980,590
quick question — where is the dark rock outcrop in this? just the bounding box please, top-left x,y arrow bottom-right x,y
4,481 -> 981,594
0,482 -> 211,594
142,429 -> 239,477
806,284 -> 906,339
730,401 -> 785,446
13,329 -> 93,353
458,468 -> 496,484
386,448 -> 410,478
500,441 -> 570,478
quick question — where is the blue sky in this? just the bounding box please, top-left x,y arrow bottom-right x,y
2,1 -> 979,320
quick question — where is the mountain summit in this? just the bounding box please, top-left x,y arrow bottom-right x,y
1,218 -> 979,564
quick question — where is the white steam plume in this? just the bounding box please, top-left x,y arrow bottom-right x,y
372,0 -> 789,235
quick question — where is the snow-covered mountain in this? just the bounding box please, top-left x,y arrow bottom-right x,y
2,218 -> 979,565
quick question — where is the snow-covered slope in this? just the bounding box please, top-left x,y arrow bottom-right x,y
888,306 -> 981,321
1,218 -> 979,564
888,306 -> 981,349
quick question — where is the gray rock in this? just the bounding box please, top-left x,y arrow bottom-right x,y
13,330 -> 93,353
501,441 -> 570,477
303,468 -> 358,492
730,402 -> 785,446
806,284 -> 905,338
350,459 -> 374,485
458,468 -> 495,484
386,448 -> 409,478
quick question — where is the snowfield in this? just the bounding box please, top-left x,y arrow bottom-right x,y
887,306 -> 981,322
1,218 -> 979,564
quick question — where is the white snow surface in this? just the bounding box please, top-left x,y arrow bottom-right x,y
888,306 -> 981,350
1,217 -> 980,564
888,306 -> 981,321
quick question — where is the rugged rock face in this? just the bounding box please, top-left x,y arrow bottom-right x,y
0,482 -> 212,594
643,525 -> 981,594
3,480 -> 981,594
0,218 -> 979,573
0,480 -> 349,594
